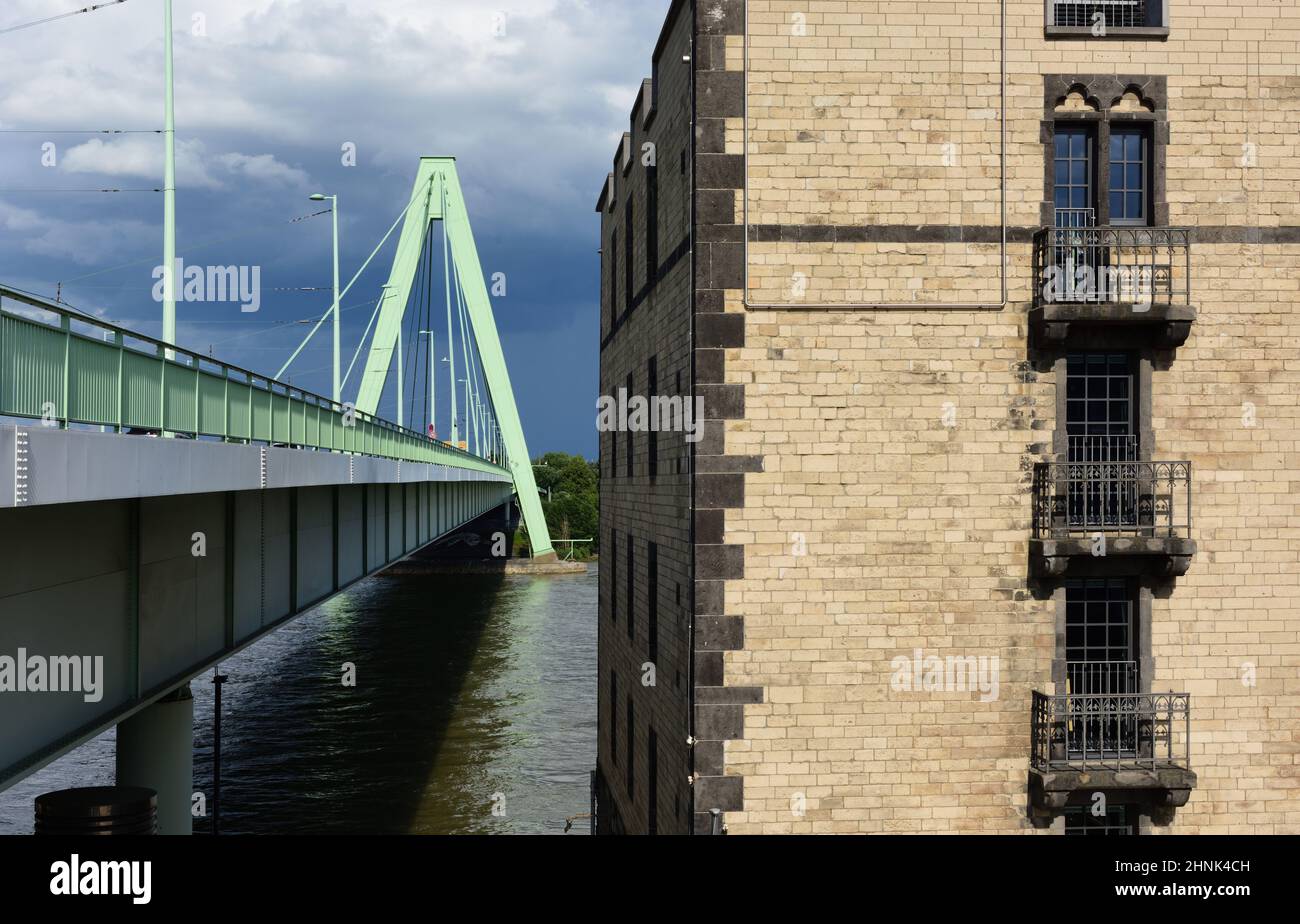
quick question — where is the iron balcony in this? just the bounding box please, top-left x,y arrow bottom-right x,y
1030,223 -> 1195,348
1030,455 -> 1195,578
1028,689 -> 1196,824
1052,0 -> 1147,29
1044,2 -> 1171,43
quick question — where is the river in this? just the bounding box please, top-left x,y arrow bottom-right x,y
0,564 -> 597,835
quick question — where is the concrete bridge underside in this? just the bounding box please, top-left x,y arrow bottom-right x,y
0,426 -> 514,818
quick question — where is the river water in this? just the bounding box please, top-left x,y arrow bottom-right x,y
0,564 -> 597,835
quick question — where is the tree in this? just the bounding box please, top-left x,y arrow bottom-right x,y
532,451 -> 599,557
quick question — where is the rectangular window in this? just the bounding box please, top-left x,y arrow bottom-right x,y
647,357 -> 658,479
1109,127 -> 1149,225
647,728 -> 658,835
610,670 -> 618,764
626,534 -> 635,643
1053,125 -> 1095,227
625,698 -> 635,796
646,165 -> 659,279
611,229 -> 619,323
625,372 -> 634,478
609,529 -> 618,623
1064,353 -> 1140,531
1065,804 -> 1138,835
1065,578 -> 1138,694
647,542 -> 658,663
1050,1 -> 1161,30
602,231 -> 610,329
1065,353 -> 1136,461
624,198 -> 634,310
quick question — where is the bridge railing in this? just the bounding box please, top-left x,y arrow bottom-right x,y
0,285 -> 507,475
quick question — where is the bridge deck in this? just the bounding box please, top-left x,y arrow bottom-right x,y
1,425 -> 508,509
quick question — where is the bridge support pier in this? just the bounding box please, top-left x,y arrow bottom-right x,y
116,684 -> 194,835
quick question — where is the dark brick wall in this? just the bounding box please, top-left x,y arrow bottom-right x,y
596,0 -> 694,836
689,0 -> 755,837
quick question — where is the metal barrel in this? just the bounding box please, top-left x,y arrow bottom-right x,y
34,787 -> 158,835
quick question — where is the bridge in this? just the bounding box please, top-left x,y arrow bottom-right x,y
0,159 -> 553,833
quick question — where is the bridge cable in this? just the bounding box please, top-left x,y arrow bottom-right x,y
340,291 -> 387,391
419,220 -> 435,433
460,265 -> 489,456
402,224 -> 430,427
206,296 -> 377,349
442,177 -> 458,445
404,233 -> 422,427
404,227 -> 428,426
276,176 -> 433,381
455,258 -> 479,456
462,283 -> 483,455
439,176 -> 451,443
452,239 -> 472,450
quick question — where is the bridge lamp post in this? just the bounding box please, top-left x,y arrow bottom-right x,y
532,462 -> 551,500
162,0 -> 176,361
309,193 -> 340,403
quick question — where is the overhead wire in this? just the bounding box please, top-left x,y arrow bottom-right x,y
56,208 -> 332,288
0,0 -> 129,36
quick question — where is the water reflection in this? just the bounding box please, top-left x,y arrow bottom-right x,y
0,565 -> 597,835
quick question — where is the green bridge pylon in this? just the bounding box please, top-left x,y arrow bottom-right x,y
355,157 -> 554,559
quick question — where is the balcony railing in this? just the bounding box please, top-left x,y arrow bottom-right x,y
1066,660 -> 1138,695
1033,225 -> 1191,308
1068,434 -> 1137,463
1031,690 -> 1190,771
1032,459 -> 1192,538
1052,1 -> 1146,29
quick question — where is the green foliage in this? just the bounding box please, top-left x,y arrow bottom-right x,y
531,451 -> 599,558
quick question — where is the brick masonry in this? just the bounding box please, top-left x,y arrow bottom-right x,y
595,1 -> 696,835
599,0 -> 1300,834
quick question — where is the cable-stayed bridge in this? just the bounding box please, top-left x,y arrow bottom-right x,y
0,158 -> 554,833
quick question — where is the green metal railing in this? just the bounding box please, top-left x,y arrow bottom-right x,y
0,284 -> 508,477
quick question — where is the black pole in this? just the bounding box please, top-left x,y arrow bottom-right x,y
212,667 -> 227,835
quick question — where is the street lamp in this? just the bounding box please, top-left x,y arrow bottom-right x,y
162,0 -> 177,362
532,461 -> 551,499
309,193 -> 340,403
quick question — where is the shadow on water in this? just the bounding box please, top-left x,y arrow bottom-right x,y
192,571 -> 512,834
0,508 -> 596,836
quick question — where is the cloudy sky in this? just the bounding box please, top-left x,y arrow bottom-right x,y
0,0 -> 672,456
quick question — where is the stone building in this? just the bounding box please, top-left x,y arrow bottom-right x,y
595,0 -> 1300,834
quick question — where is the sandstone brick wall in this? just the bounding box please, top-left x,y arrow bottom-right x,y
717,0 -> 1300,834
1154,244 -> 1300,833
